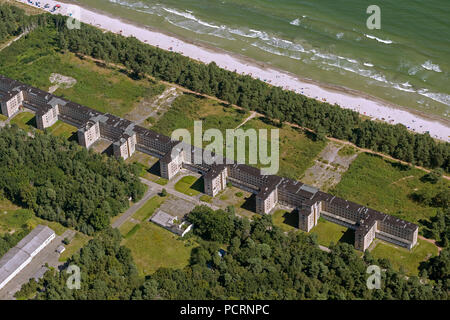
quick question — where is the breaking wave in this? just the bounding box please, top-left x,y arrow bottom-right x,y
364,34 -> 393,44
421,60 -> 442,73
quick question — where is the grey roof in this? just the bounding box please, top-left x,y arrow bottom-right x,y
151,210 -> 176,228
0,225 -> 55,287
1,73 -> 419,242
15,225 -> 55,256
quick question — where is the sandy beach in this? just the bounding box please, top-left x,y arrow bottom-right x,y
15,0 -> 450,142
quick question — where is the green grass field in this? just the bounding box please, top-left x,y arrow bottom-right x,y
122,221 -> 197,276
152,93 -> 325,180
371,239 -> 438,276
9,112 -> 35,132
152,93 -> 250,137
199,195 -> 212,203
272,209 -> 297,233
46,120 -> 77,139
0,198 -> 66,236
331,152 -> 449,225
132,195 -> 166,222
0,114 -> 7,121
0,27 -> 164,117
174,176 -> 201,196
58,232 -> 91,262
240,119 -> 326,180
311,218 -> 354,248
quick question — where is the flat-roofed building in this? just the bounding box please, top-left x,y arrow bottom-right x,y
0,225 -> 55,290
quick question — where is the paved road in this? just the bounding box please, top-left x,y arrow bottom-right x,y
0,229 -> 75,300
111,186 -> 157,228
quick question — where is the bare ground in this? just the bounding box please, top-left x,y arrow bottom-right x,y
301,142 -> 359,191
124,87 -> 181,125
48,73 -> 77,93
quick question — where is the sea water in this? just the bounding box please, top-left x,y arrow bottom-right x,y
72,0 -> 450,120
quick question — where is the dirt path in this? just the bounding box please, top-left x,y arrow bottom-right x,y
0,29 -> 30,52
235,111 -> 257,129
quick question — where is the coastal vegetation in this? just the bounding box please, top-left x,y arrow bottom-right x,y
0,27 -> 164,118
331,152 -> 449,225
41,14 -> 449,173
2,3 -> 449,300
132,206 -> 448,299
0,3 -> 37,43
15,205 -> 450,299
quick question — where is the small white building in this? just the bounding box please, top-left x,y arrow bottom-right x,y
150,210 -> 193,237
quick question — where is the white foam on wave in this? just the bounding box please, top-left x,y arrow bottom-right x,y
108,0 -> 150,10
418,89 -> 450,106
421,60 -> 442,73
162,7 -> 221,30
364,34 -> 393,44
290,18 -> 300,26
251,42 -> 302,60
108,0 -> 449,109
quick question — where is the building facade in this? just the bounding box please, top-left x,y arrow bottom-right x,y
0,75 -> 419,251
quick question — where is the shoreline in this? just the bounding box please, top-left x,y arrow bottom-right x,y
14,0 -> 450,142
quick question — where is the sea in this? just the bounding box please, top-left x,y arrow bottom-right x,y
71,0 -> 450,121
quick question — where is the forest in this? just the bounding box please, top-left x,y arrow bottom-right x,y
0,125 -> 145,235
18,206 -> 449,300
0,3 -> 42,42
39,14 -> 449,172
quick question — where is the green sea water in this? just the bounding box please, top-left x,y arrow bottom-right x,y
71,0 -> 450,120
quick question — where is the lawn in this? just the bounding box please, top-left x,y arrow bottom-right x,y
240,118 -> 327,179
370,239 -> 438,276
212,186 -> 257,219
124,152 -> 169,187
0,27 -> 164,117
0,199 -> 67,236
9,111 -> 35,132
118,220 -> 138,237
152,93 -> 250,138
310,218 -> 354,248
174,176 -> 201,196
122,221 -> 197,276
152,93 -> 326,180
0,114 -> 7,121
132,195 -> 167,222
46,120 -> 77,139
199,195 -> 212,203
272,209 -> 297,233
58,232 -> 91,262
331,152 -> 449,225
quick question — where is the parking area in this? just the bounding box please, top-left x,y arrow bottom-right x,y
159,197 -> 196,219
